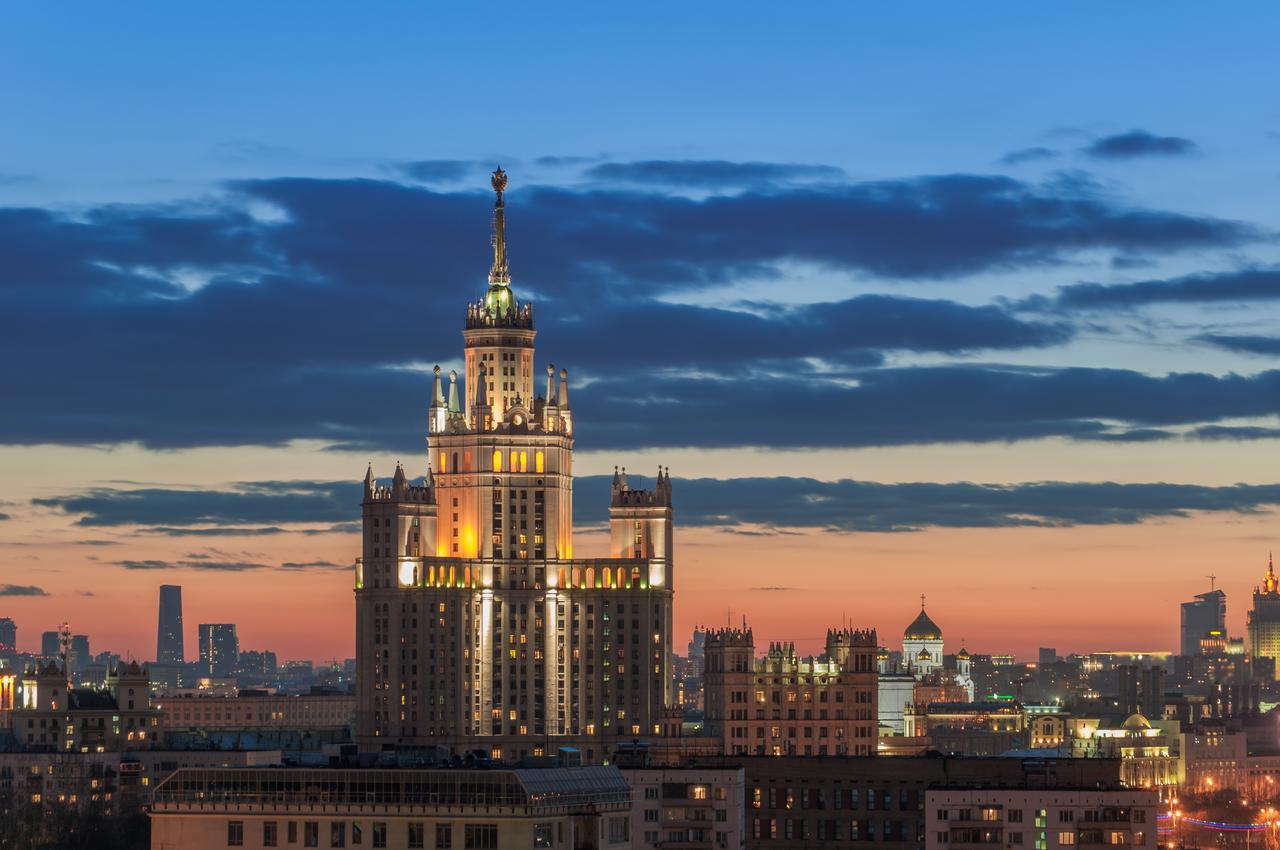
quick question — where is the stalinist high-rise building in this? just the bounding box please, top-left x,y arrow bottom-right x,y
1248,554 -> 1280,672
355,169 -> 675,762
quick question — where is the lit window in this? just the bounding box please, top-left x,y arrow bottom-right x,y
493,451 -> 502,472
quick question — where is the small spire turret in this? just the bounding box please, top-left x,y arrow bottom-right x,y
558,367 -> 570,408
431,365 -> 444,406
447,370 -> 461,414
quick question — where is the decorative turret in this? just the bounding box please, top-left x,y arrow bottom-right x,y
472,362 -> 492,431
428,365 -> 448,434
557,367 -> 570,408
825,627 -> 878,669
1262,553 -> 1279,596
447,370 -> 461,414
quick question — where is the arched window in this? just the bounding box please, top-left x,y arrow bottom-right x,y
493,450 -> 503,472
519,451 -> 528,472
572,567 -> 581,588
535,451 -> 545,473
439,450 -> 448,474
617,567 -> 626,588
585,568 -> 595,588
464,450 -> 472,472
631,567 -> 641,587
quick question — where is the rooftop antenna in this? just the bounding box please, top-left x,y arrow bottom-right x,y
1206,574 -> 1217,592
58,622 -> 72,690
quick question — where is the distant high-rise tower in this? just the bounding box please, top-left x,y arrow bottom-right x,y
1181,586 -> 1226,657
69,634 -> 90,673
156,585 -> 184,664
1248,556 -> 1280,670
1142,666 -> 1166,719
198,624 -> 239,677
0,618 -> 16,652
1116,664 -> 1140,716
40,630 -> 60,658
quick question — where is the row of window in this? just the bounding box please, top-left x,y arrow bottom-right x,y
439,449 -> 546,474
225,819 -> 502,849
752,816 -> 915,841
936,830 -> 1146,846
753,786 -> 920,811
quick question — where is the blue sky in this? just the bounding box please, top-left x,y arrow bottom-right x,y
3,4 -> 1280,658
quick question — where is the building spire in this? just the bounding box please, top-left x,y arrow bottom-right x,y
447,370 -> 461,414
490,166 -> 510,285
1266,552 -> 1278,594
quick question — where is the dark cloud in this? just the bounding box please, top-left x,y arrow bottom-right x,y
573,365 -> 1280,451
396,160 -> 484,183
1191,425 -> 1280,440
998,147 -> 1059,166
138,525 -> 351,537
0,584 -> 49,596
280,560 -> 349,570
583,160 -> 845,187
1198,334 -> 1280,356
0,171 -> 1263,451
115,559 -> 170,570
578,477 -> 1280,532
534,155 -> 603,167
551,295 -> 1071,371
35,481 -> 357,527
1083,130 -> 1199,160
1042,268 -> 1280,311
35,474 -> 1280,536
114,558 -> 268,571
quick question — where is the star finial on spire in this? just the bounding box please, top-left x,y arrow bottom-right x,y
920,593 -> 926,609
489,166 -> 510,285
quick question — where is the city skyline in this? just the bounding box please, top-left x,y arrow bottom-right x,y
6,6 -> 1280,661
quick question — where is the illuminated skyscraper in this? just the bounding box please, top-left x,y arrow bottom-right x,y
40,630 -> 59,659
355,170 -> 675,761
1247,555 -> 1280,672
157,584 -> 185,665
1181,586 -> 1226,657
198,623 -> 239,678
0,618 -> 15,652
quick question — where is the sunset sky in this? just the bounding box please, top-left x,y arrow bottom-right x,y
4,5 -> 1280,663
